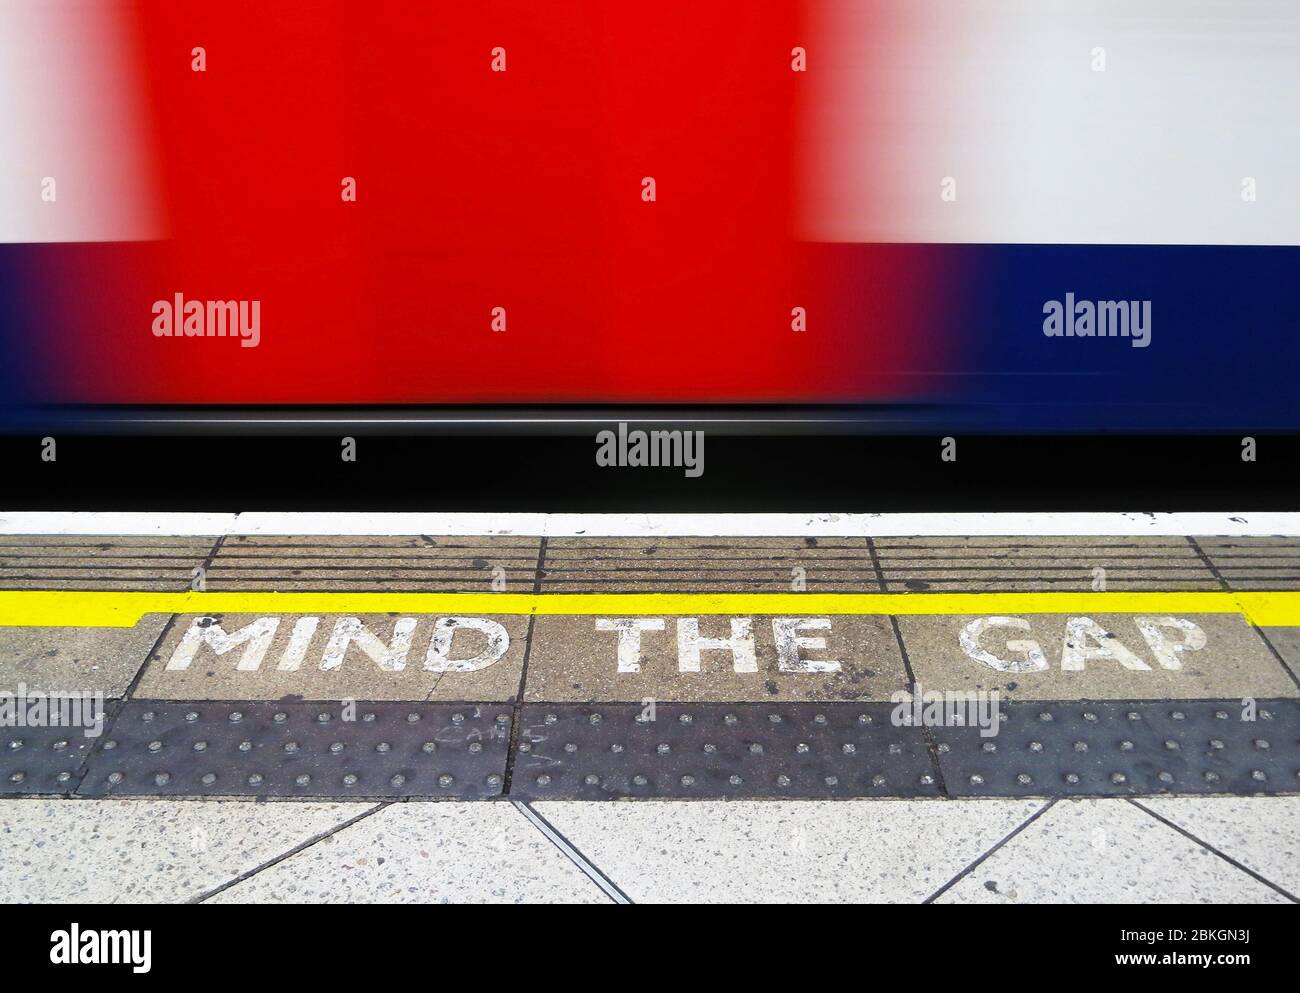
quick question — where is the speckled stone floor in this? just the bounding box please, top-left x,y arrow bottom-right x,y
0,795 -> 1294,903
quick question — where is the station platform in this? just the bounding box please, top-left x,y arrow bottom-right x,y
0,512 -> 1295,903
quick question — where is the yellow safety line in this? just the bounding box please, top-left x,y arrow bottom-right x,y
0,589 -> 1298,627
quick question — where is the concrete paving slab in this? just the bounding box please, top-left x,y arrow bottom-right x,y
533,797 -> 1043,903
1136,796 -> 1300,896
1197,537 -> 1300,590
207,801 -> 608,903
874,537 -> 1216,591
208,535 -> 541,592
525,614 -> 908,702
883,576 -> 1219,592
899,613 -> 1296,699
0,537 -> 214,591
1253,627 -> 1300,684
934,798 -> 1290,903
133,613 -> 527,702
0,614 -> 169,696
877,537 -> 1202,547
0,537 -> 215,557
203,576 -> 526,592
0,577 -> 200,591
544,538 -> 873,553
540,537 -> 877,592
218,535 -> 542,549
1215,579 -> 1300,590
0,797 -> 369,902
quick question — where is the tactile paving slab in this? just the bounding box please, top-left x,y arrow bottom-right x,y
12,696 -> 1295,801
509,703 -> 942,799
78,701 -> 511,798
0,699 -> 118,795
933,699 -> 1300,797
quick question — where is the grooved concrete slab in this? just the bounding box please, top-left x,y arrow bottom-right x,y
899,613 -> 1296,699
874,537 -> 1217,591
0,614 -> 169,696
207,535 -> 541,591
206,802 -> 609,903
0,798 -> 371,902
539,537 -> 877,592
1136,796 -> 1300,896
133,613 -> 527,701
532,798 -> 1044,903
0,536 -> 213,591
933,798 -> 1290,903
525,614 -> 907,702
1197,538 -> 1300,591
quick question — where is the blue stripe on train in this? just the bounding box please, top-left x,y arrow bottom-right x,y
810,242 -> 1300,431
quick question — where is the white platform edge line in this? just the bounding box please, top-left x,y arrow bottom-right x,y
1,511 -> 1299,537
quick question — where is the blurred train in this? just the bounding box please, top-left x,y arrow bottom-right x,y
2,1 -> 1298,431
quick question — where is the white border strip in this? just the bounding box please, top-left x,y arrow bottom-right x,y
1,511 -> 1298,537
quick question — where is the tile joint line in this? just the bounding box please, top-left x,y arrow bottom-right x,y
511,800 -> 632,904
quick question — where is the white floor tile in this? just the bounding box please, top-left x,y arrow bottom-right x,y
534,797 -> 1044,903
0,797 -> 372,902
1135,796 -> 1299,896
935,798 -> 1290,904
209,802 -> 609,904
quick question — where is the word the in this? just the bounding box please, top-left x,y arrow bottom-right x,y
596,617 -> 839,673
